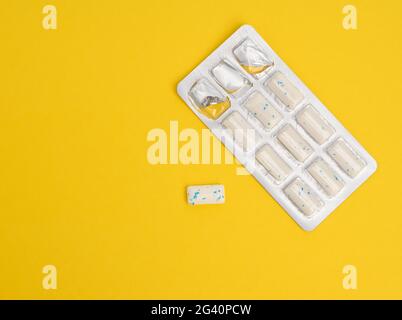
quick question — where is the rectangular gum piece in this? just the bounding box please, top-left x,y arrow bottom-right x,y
256,144 -> 292,183
243,91 -> 282,130
265,71 -> 304,110
327,139 -> 366,178
221,111 -> 260,151
307,158 -> 345,197
277,125 -> 313,162
296,105 -> 335,144
284,178 -> 323,217
187,185 -> 225,205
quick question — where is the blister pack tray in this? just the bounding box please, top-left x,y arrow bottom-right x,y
177,25 -> 377,231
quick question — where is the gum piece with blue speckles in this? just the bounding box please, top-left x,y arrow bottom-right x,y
277,124 -> 313,162
327,139 -> 366,178
222,111 -> 260,152
284,178 -> 323,217
187,185 -> 225,205
243,91 -> 282,130
265,71 -> 304,110
296,105 -> 335,145
256,144 -> 291,183
307,158 -> 345,197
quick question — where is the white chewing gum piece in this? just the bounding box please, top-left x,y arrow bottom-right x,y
307,158 -> 345,197
187,185 -> 225,205
222,111 -> 259,151
327,140 -> 366,178
243,91 -> 282,130
296,105 -> 335,144
284,178 -> 323,217
266,71 -> 304,110
256,145 -> 292,183
277,125 -> 313,162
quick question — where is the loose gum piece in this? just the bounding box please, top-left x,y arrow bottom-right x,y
187,185 -> 225,205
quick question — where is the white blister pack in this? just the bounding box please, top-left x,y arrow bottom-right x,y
177,25 -> 377,231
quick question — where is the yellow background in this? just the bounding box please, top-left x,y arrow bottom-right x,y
0,0 -> 401,299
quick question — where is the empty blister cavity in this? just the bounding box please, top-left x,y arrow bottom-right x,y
221,111 -> 260,152
307,158 -> 345,197
327,139 -> 366,178
211,60 -> 252,97
284,178 -> 323,217
233,39 -> 274,78
277,125 -> 313,162
296,105 -> 335,144
256,145 -> 292,183
188,78 -> 231,120
243,91 -> 282,130
187,185 -> 225,205
265,71 -> 304,110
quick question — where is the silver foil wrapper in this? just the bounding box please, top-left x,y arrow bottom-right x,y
189,78 -> 226,108
211,60 -> 252,97
188,78 -> 231,120
233,39 -> 274,78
